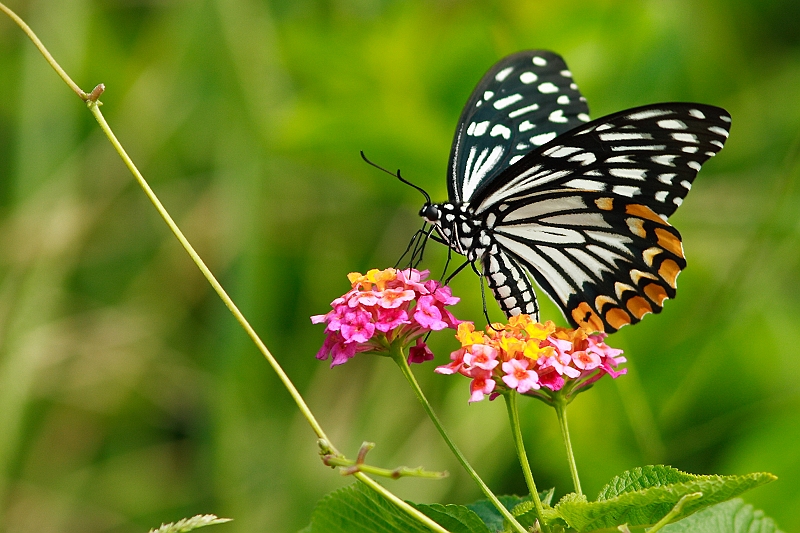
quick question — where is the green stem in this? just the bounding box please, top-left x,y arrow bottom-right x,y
390,344 -> 528,533
0,5 -> 453,530
553,394 -> 582,496
504,393 -> 549,533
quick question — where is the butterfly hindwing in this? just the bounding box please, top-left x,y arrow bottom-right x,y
448,50 -> 590,204
486,190 -> 687,332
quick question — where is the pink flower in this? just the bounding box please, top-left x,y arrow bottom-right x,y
413,295 -> 449,331
436,315 -> 625,402
313,268 -> 462,367
469,371 -> 496,403
501,359 -> 540,393
408,337 -> 435,364
435,347 -> 466,375
463,344 -> 499,371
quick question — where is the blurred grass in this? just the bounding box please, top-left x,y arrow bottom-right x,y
0,0 -> 799,531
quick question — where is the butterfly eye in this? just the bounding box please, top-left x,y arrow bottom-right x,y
419,204 -> 441,223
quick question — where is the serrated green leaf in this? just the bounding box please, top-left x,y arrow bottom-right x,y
303,483 -> 431,533
510,489 -> 558,529
148,515 -> 231,533
597,466 -> 695,500
555,467 -> 775,532
413,503 -> 492,533
662,499 -> 784,533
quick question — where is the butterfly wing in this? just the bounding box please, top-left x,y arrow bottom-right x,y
473,103 -> 731,219
448,50 -> 590,204
472,103 -> 731,332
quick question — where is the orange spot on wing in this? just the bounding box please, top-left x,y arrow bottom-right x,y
655,228 -> 684,258
571,302 -> 605,333
595,295 -> 617,312
659,259 -> 681,288
625,204 -> 666,224
595,197 -> 614,210
643,247 -> 662,267
605,308 -> 632,330
626,217 -> 647,238
644,283 -> 669,306
626,296 -> 653,319
614,281 -> 637,299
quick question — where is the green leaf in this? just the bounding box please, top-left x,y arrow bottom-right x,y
304,483 -> 432,533
413,503 -> 492,533
554,466 -> 776,532
662,498 -> 784,533
148,515 -> 231,533
465,495 -> 527,532
466,494 -> 546,532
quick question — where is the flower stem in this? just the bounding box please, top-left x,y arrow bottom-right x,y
0,5 -> 454,531
504,393 -> 550,533
553,394 -> 582,496
390,345 -> 528,533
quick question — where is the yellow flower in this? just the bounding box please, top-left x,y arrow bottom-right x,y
456,322 -> 487,346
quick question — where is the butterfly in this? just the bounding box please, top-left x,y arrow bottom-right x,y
418,50 -> 731,333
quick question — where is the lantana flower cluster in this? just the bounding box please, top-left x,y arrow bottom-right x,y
312,268 -> 460,367
436,315 -> 626,403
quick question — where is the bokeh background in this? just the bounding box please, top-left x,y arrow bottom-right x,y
0,0 -> 799,531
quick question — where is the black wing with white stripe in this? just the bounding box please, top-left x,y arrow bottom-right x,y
472,103 -> 731,220
483,189 -> 687,332
448,50 -> 590,204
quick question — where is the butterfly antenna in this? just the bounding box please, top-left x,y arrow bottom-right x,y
360,151 -> 432,204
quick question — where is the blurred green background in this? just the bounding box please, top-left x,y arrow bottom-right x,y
0,0 -> 799,531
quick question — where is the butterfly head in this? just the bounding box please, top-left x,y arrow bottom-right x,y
419,203 -> 440,224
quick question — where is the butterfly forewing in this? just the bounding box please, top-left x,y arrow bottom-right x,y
473,103 -> 731,219
448,50 -> 591,204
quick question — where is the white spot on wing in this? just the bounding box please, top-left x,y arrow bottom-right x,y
531,132 -> 557,145
509,155 -> 524,165
565,178 -> 605,191
549,109 -> 568,123
490,124 -> 511,139
627,108 -> 674,120
680,180 -> 692,189
494,94 -> 524,110
687,161 -> 701,171
538,82 -> 559,94
578,113 -> 590,122
655,190 -> 669,202
495,66 -> 514,82
709,126 -> 729,138
658,173 -> 676,184
658,119 -> 687,130
557,95 -> 570,105
508,103 -> 540,118
688,109 -> 706,119
483,90 -> 495,100
599,132 -> 653,141
672,132 -> 698,143
569,152 -> 596,165
532,56 -> 547,66
609,168 -> 647,180
652,154 -> 677,166
544,145 -> 582,158
612,185 -> 641,197
471,121 -> 490,136
519,71 -> 538,84
519,120 -> 535,132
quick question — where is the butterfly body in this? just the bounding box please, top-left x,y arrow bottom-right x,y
424,51 -> 731,333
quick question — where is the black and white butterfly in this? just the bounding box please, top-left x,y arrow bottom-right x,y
417,50 -> 731,333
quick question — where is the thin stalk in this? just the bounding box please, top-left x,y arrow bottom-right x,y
88,100 -> 450,533
0,2 -> 87,100
504,393 -> 549,533
0,4 -> 454,530
553,394 -> 582,496
390,344 -> 528,533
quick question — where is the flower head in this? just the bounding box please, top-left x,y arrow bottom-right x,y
436,316 -> 626,403
312,268 -> 461,367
